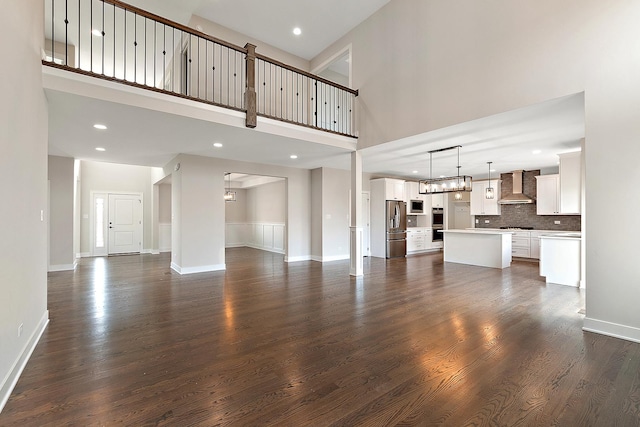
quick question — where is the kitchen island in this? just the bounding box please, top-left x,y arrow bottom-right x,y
539,232 -> 582,287
441,229 -> 514,269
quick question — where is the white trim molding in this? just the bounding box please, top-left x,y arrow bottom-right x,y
311,254 -> 350,263
47,262 -> 77,272
0,311 -> 49,413
583,317 -> 640,344
284,255 -> 311,263
170,262 -> 226,275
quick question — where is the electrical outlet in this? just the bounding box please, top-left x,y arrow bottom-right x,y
475,219 -> 479,224
484,220 -> 490,223
18,323 -> 23,337
554,220 -> 561,225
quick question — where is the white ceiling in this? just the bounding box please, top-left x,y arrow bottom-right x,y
362,93 -> 585,180
45,1 -> 585,180
46,89 -> 353,170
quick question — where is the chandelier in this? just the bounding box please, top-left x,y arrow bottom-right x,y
419,145 -> 472,196
224,172 -> 236,202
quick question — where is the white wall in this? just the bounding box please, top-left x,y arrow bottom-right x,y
48,156 -> 75,270
158,184 -> 172,223
311,168 -> 323,259
246,181 -> 286,223
311,0 -> 640,342
224,188 -> 247,224
164,154 -> 310,270
0,0 -> 49,411
310,168 -> 351,261
79,161 -> 160,254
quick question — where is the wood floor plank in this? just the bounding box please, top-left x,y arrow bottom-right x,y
1,248 -> 639,426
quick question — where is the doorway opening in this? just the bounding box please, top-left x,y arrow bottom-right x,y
224,173 -> 287,256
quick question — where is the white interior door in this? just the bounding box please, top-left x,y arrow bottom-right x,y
108,194 -> 142,254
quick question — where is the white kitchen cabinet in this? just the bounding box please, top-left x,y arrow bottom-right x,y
431,193 -> 445,208
511,231 -> 530,258
404,181 -> 421,202
535,174 -> 560,215
536,152 -> 582,216
470,180 -> 501,215
559,151 -> 581,214
384,178 -> 405,201
407,228 -> 425,252
530,231 -> 541,259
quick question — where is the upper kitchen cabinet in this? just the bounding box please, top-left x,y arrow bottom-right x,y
536,175 -> 560,215
380,178 -> 405,200
559,152 -> 581,214
404,181 -> 422,202
470,180 -> 501,215
431,193 -> 445,208
536,151 -> 582,215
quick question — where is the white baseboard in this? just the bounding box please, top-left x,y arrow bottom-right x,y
583,317 -> 640,344
245,244 -> 285,255
0,310 -> 49,413
47,262 -> 77,272
77,252 -> 91,258
159,249 -> 171,253
170,262 -> 226,275
225,243 -> 246,248
284,255 -> 311,263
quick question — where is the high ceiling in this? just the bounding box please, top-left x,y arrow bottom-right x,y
126,0 -> 391,60
45,0 -> 585,180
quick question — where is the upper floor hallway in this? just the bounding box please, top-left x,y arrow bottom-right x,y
43,0 -> 363,169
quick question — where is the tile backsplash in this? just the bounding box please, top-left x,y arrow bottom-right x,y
475,170 -> 581,231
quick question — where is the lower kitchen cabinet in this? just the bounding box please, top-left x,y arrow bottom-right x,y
407,227 -> 441,253
511,231 -> 531,258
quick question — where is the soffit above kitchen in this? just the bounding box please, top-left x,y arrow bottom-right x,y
360,92 -> 585,180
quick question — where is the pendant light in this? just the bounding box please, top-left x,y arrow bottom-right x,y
454,146 -> 463,200
224,172 -> 236,202
485,162 -> 495,199
419,145 -> 472,195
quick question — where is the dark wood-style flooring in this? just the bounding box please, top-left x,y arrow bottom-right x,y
1,248 -> 640,426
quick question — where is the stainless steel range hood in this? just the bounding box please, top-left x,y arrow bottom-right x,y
498,170 -> 535,204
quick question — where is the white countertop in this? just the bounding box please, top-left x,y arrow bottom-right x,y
539,232 -> 582,240
444,229 -> 514,235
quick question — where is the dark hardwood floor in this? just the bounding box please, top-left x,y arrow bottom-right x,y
2,248 -> 639,426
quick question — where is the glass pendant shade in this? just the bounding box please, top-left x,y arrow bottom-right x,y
485,187 -> 494,199
485,161 -> 494,199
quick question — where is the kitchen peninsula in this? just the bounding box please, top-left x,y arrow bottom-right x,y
441,229 -> 514,269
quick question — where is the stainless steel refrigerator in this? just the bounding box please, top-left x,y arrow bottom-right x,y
386,200 -> 407,258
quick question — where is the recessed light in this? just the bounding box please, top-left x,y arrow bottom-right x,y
439,175 -> 446,178
93,124 -> 107,130
91,29 -> 103,37
95,147 -> 106,152
412,170 -> 419,174
293,27 -> 302,36
532,149 -> 542,154
490,169 -> 496,172
213,142 -> 223,148
290,154 -> 298,159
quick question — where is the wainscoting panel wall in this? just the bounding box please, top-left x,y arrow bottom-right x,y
226,223 -> 285,254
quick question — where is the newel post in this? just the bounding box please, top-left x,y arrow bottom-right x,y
244,43 -> 257,128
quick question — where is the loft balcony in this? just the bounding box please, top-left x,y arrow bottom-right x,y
43,0 -> 358,139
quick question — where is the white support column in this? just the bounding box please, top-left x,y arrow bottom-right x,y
350,151 -> 363,276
